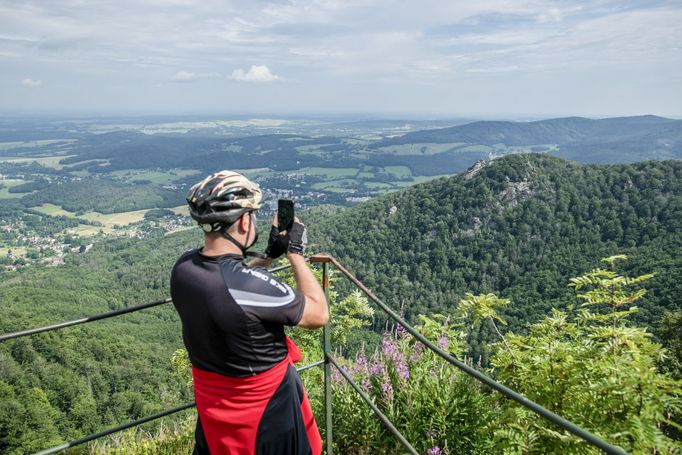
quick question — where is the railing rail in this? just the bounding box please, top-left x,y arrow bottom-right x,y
0,254 -> 629,455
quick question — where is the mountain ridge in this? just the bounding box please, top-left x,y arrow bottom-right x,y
372,115 -> 682,149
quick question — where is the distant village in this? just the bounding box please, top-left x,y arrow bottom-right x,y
0,212 -> 193,272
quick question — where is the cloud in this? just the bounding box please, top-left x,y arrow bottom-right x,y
230,65 -> 279,82
21,78 -> 42,87
168,71 -> 218,83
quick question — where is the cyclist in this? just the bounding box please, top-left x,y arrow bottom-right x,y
171,170 -> 327,455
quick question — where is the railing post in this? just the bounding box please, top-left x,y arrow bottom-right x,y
322,260 -> 333,455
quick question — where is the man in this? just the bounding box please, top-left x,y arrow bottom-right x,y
170,171 -> 328,455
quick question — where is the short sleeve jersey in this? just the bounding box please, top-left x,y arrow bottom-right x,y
170,249 -> 305,377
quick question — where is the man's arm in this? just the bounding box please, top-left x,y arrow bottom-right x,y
247,257 -> 274,268
289,252 -> 329,329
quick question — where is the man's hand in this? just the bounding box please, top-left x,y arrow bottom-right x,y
264,213 -> 289,259
287,218 -> 307,256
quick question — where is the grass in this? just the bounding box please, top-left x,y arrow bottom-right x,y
384,166 -> 411,178
298,167 -> 359,178
109,168 -> 201,185
0,247 -> 28,257
237,168 -> 274,178
455,144 -> 493,153
377,143 -> 464,155
33,204 -> 150,233
364,182 -> 394,189
79,210 -> 150,226
68,225 -> 108,236
296,145 -> 325,155
0,179 -> 27,198
311,178 -> 361,193
0,155 -> 76,170
170,205 -> 190,216
33,204 -> 74,217
0,139 -> 76,151
63,159 -> 111,173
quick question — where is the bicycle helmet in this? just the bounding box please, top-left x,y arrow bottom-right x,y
187,170 -> 263,232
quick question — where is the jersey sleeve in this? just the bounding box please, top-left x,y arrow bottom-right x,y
223,264 -> 306,326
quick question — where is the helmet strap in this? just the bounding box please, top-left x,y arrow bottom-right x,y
220,212 -> 258,256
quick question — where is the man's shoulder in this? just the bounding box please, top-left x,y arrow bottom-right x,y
171,248 -> 200,271
219,259 -> 293,298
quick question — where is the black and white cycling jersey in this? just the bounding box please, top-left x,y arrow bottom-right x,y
170,249 -> 305,377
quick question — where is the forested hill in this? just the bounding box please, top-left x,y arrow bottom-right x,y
311,154 -> 682,330
372,115 -> 682,163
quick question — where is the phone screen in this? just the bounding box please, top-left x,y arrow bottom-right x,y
278,199 -> 294,232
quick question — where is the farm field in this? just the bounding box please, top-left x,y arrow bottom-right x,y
109,168 -> 200,185
0,179 -> 27,198
296,167 -> 359,178
33,204 -> 150,229
0,246 -> 27,257
377,142 -> 465,155
170,205 -> 190,216
0,139 -> 76,151
0,155 -> 76,169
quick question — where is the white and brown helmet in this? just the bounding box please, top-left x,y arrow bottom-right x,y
186,170 -> 263,232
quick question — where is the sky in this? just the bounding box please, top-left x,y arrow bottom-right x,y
1,0 -> 681,118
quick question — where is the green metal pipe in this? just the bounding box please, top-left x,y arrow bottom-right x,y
322,261 -> 334,455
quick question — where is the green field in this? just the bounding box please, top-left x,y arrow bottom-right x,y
0,179 -> 27,198
63,159 -> 111,174
364,182 -> 394,189
33,203 -> 74,217
77,209 -> 150,227
384,166 -> 411,178
170,205 -> 190,216
0,155 -> 76,170
33,204 -> 150,233
312,179 -> 360,192
109,168 -> 201,185
237,168 -> 274,178
378,143 -> 464,155
0,246 -> 28,257
298,167 -> 359,178
455,144 -> 493,153
295,145 -> 326,156
0,139 -> 76,151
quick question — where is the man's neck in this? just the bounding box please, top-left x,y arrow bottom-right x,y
202,234 -> 242,257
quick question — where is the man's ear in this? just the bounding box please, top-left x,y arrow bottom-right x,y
238,212 -> 250,233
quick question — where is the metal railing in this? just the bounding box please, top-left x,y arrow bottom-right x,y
0,254 -> 628,455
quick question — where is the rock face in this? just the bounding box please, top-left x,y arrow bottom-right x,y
464,160 -> 488,180
499,178 -> 534,208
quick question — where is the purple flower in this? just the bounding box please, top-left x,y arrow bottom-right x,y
396,323 -> 407,338
355,356 -> 367,365
332,368 -> 342,383
396,362 -> 410,380
410,343 -> 424,363
381,337 -> 405,362
437,336 -> 449,350
427,446 -> 442,455
369,363 -> 384,376
381,381 -> 394,400
361,378 -> 371,390
381,338 -> 397,356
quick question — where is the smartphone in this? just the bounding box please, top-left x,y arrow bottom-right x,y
277,199 -> 294,232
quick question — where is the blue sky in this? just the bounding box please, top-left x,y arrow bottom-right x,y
1,0 -> 681,118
